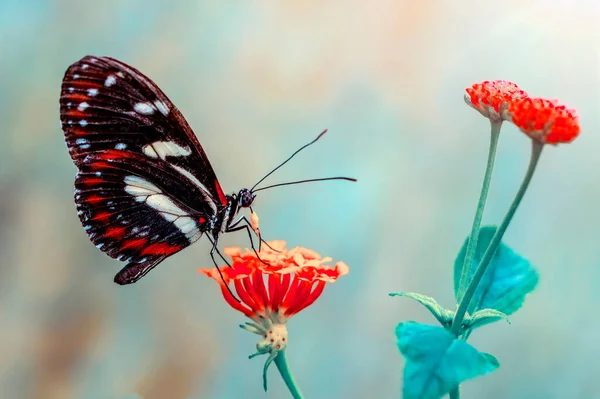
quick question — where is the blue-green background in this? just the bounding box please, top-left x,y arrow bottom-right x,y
0,1 -> 598,398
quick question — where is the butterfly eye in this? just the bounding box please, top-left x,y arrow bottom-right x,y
238,189 -> 255,208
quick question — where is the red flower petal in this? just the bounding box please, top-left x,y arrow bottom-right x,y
220,285 -> 254,318
292,281 -> 326,315
508,97 -> 580,145
251,268 -> 270,310
282,279 -> 313,317
465,80 -> 528,122
234,278 -> 260,312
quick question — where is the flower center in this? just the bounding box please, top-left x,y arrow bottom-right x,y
256,323 -> 288,355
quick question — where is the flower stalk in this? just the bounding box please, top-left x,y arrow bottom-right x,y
274,350 -> 305,399
451,140 -> 544,336
457,121 -> 502,300
449,389 -> 461,399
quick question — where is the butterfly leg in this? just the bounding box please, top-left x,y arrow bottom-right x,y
226,216 -> 269,264
227,211 -> 279,253
206,235 -> 241,303
207,235 -> 231,267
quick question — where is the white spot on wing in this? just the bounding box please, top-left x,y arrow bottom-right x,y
68,87 -> 74,92
75,138 -> 87,144
80,144 -> 90,149
105,75 -> 116,87
124,176 -> 161,198
175,217 -> 199,236
79,120 -> 88,127
78,102 -> 89,111
171,164 -> 217,212
88,88 -> 98,96
115,143 -> 127,150
74,74 -> 80,79
143,141 -> 192,160
116,71 -> 124,78
154,100 -> 170,116
82,64 -> 89,70
123,175 -> 200,240
134,102 -> 155,115
142,145 -> 158,158
145,195 -> 186,217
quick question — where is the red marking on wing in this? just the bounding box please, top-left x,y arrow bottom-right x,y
92,212 -> 111,224
87,195 -> 103,204
68,80 -> 103,89
83,177 -> 104,185
97,150 -> 135,160
65,93 -> 90,102
199,217 -> 206,224
105,226 -> 126,240
69,127 -> 89,136
214,181 -> 227,206
90,161 -> 116,170
121,238 -> 148,251
141,242 -> 181,256
63,110 -> 87,118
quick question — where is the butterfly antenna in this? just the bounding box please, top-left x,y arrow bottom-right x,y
252,176 -> 357,193
250,129 -> 328,192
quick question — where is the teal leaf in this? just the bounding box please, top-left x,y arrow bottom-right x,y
454,225 -> 539,315
390,292 -> 454,328
396,322 -> 499,399
464,308 -> 510,331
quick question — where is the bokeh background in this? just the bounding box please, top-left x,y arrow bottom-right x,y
1,1 -> 599,398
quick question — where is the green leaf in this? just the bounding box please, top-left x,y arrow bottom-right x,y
390,292 -> 454,328
396,322 -> 499,399
464,308 -> 510,331
454,225 -> 539,315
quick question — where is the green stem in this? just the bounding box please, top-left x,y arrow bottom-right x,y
449,122 -> 501,399
457,121 -> 502,301
450,141 -> 544,336
274,350 -> 305,399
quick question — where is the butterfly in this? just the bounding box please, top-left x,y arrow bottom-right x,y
59,56 -> 355,285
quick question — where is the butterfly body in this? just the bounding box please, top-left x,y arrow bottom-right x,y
60,55 -> 255,285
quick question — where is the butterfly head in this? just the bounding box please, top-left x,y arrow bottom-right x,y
238,188 -> 256,208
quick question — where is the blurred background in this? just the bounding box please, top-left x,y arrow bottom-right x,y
0,1 -> 599,398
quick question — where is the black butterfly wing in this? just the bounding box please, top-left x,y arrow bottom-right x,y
60,56 -> 227,284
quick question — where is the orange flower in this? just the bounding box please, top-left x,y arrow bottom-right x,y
465,80 -> 528,123
508,97 -> 580,145
199,241 -> 348,358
